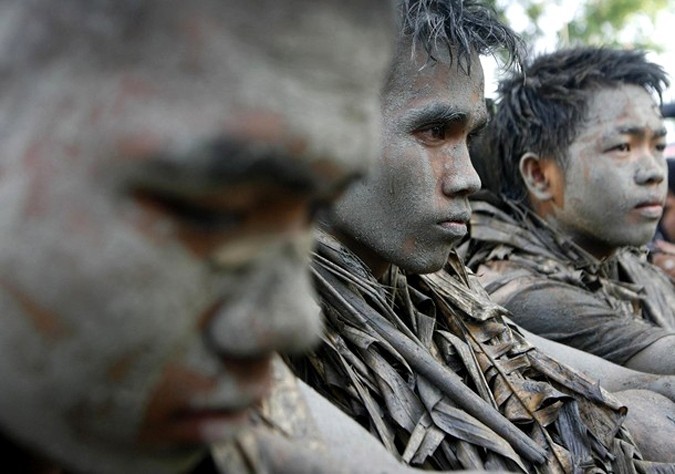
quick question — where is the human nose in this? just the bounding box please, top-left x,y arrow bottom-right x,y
440,145 -> 482,197
202,233 -> 323,359
635,149 -> 666,186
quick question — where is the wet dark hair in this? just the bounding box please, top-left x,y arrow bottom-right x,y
490,46 -> 670,202
668,159 -> 675,194
398,0 -> 523,72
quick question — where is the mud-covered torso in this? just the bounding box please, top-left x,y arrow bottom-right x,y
462,196 -> 675,364
289,230 -> 657,473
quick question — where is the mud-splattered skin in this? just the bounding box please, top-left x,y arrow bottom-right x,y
538,85 -> 668,259
0,0 -> 393,472
331,42 -> 486,276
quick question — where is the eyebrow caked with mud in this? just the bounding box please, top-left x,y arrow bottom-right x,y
122,137 -> 327,198
131,187 -> 246,232
401,103 -> 468,131
614,125 -> 668,138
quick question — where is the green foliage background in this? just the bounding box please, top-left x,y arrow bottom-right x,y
484,0 -> 671,52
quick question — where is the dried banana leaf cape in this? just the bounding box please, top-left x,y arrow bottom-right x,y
212,357 -> 337,474
462,194 -> 675,332
292,230 -> 652,473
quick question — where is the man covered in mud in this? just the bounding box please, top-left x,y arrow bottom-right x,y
0,0 -> 406,472
462,47 -> 675,376
289,1 -> 675,471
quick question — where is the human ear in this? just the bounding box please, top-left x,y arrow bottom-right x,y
519,152 -> 555,202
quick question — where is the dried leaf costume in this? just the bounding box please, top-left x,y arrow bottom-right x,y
211,357 -> 342,474
460,194 -> 675,365
289,231 -> 665,473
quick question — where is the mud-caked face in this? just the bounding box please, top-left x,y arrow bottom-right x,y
332,44 -> 485,275
0,0 -> 393,472
545,85 -> 668,258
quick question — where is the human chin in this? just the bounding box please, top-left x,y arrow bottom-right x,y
619,224 -> 658,248
394,246 -> 449,275
55,437 -> 206,474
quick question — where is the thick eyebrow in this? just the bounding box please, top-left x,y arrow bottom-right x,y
120,136 -> 330,197
613,125 -> 668,138
400,103 -> 468,131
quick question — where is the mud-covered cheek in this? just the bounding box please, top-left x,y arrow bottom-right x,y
208,238 -> 320,355
402,237 -> 418,255
1,282 -> 73,342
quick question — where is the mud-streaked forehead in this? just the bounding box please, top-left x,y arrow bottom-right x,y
384,43 -> 486,126
221,0 -> 396,176
0,0 -> 395,179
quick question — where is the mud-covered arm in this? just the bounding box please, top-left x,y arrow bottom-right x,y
623,335 -> 675,374
297,381 -> 509,474
517,324 -> 675,402
492,276 -> 675,372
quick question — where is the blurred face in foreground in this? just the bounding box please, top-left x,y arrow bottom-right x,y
0,0 -> 393,472
332,41 -> 485,276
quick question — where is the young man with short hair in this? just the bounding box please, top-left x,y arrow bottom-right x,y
291,3 -> 675,471
463,47 -> 675,376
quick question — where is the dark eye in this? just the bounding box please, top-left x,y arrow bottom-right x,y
132,188 -> 243,232
655,143 -> 666,152
610,143 -> 630,152
427,125 -> 447,140
414,124 -> 449,146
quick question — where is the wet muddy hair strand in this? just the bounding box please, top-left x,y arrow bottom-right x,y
492,46 -> 669,202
